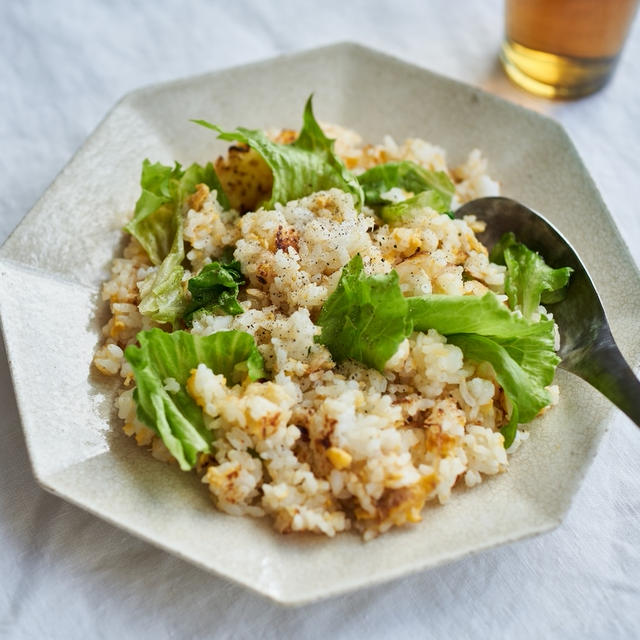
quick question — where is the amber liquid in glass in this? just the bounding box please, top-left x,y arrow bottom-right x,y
501,0 -> 639,98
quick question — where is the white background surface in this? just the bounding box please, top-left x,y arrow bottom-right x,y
2,1 -> 639,638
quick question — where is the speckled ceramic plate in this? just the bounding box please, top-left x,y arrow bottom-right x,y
1,43 -> 639,605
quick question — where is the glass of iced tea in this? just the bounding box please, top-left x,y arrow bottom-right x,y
501,0 -> 639,98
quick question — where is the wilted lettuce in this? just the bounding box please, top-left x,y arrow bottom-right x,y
357,161 -> 455,208
408,292 -> 560,446
315,254 -> 412,371
125,328 -> 265,470
192,96 -> 364,210
125,161 -> 228,264
125,160 -> 229,325
379,190 -> 453,224
137,247 -> 187,325
490,232 -> 573,320
184,260 -> 244,325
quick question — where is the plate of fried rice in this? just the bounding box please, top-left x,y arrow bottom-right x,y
2,44 -> 638,604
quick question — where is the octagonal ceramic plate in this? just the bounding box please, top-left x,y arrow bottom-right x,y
1,43 -> 639,605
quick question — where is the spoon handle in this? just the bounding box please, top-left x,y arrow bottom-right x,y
567,330 -> 640,427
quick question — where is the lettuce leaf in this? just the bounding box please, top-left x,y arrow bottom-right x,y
357,161 -> 455,207
315,254 -> 412,371
408,292 -> 559,447
192,96 -> 364,210
137,248 -> 187,325
379,190 -> 452,225
446,335 -> 523,447
124,328 -> 265,470
125,161 -> 184,266
184,260 -> 244,325
125,160 -> 229,325
490,232 -> 573,320
408,292 -> 559,389
408,291 -> 551,341
125,160 -> 228,265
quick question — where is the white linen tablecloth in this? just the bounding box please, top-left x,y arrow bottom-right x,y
1,1 -> 639,637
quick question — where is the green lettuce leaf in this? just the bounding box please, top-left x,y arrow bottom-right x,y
125,160 -> 229,325
192,96 -> 364,209
408,292 -> 559,389
490,232 -> 573,320
408,292 -> 559,447
315,254 -> 413,371
357,161 -> 455,207
408,291 -> 552,341
125,160 -> 183,266
184,260 -> 244,325
124,328 -> 265,470
125,160 -> 228,265
379,190 -> 452,225
137,248 -> 186,324
446,335 -> 527,447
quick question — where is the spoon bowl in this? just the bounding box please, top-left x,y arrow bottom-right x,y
456,196 -> 640,427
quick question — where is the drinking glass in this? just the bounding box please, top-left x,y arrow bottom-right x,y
501,0 -> 639,98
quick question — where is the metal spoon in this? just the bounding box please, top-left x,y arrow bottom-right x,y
455,196 -> 640,427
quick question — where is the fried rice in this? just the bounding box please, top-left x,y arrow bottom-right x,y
93,124 -> 554,540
